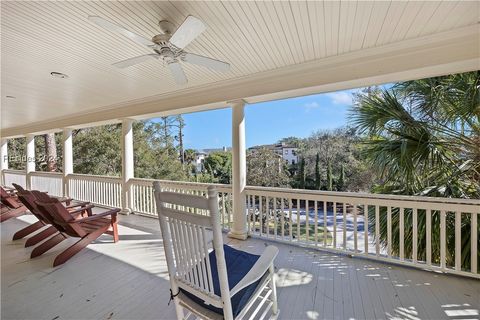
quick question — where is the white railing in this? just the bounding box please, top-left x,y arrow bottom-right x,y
2,168 -> 478,278
130,178 -> 233,229
245,186 -> 480,279
2,169 -> 27,189
30,171 -> 63,197
67,173 -> 122,208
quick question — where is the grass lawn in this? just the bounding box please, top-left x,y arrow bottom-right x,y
250,220 -> 333,245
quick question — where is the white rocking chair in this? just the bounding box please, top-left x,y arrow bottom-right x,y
153,182 -> 279,320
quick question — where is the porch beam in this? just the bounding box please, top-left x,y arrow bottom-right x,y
229,100 -> 248,240
121,119 -> 134,214
1,139 -> 8,185
62,128 -> 73,197
26,134 -> 35,189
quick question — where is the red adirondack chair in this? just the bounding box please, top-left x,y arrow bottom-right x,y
35,194 -> 120,267
14,189 -> 92,250
29,191 -> 95,258
0,186 -> 28,222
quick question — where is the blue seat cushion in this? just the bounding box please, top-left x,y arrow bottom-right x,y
180,244 -> 263,317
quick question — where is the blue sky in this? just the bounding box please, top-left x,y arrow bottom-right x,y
180,89 -> 357,149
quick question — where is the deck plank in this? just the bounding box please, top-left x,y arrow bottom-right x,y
2,214 -> 479,320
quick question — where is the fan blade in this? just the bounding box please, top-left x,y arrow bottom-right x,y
169,15 -> 206,49
183,53 -> 230,72
113,54 -> 158,69
88,16 -> 154,47
167,62 -> 187,85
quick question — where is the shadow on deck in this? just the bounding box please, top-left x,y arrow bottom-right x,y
1,213 -> 478,320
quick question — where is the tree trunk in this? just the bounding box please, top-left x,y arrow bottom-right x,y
44,133 -> 57,172
177,116 -> 185,165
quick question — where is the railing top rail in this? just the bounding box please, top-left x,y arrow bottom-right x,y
130,177 -> 232,191
2,169 -> 26,174
68,173 -> 121,180
245,185 -> 480,206
29,171 -> 63,177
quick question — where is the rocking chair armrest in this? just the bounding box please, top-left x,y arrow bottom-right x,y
74,208 -> 120,222
230,245 -> 279,297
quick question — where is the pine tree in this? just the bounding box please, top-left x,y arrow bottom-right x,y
298,157 -> 306,189
327,162 -> 333,191
338,164 -> 345,191
314,153 -> 321,190
44,133 -> 57,172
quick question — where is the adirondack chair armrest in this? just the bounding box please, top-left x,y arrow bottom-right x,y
74,208 -> 120,222
5,189 -> 17,196
68,204 -> 95,216
65,201 -> 90,209
230,245 -> 279,297
58,198 -> 74,204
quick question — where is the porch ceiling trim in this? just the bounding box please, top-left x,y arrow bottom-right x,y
2,25 -> 478,138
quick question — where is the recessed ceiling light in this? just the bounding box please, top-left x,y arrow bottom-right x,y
50,71 -> 69,79
6,95 -> 16,99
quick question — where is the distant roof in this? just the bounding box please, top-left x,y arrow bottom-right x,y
196,147 -> 231,155
248,143 -> 297,150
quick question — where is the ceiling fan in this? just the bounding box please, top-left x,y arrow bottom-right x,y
88,15 -> 230,85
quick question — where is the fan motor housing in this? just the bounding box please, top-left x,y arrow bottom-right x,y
158,20 -> 175,34
152,34 -> 171,46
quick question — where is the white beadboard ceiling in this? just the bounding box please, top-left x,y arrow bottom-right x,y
1,1 -> 479,134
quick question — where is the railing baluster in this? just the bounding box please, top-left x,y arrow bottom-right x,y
472,212 -> 478,274
455,211 -> 461,271
221,193 -> 226,227
375,205 -> 380,257
289,199 -> 293,242
227,193 -> 231,228
273,197 -> 277,238
343,203 -> 347,250
259,196 -> 263,237
412,208 -> 418,264
440,210 -> 446,269
400,207 -> 404,261
296,198 -> 300,242
305,200 -> 309,244
353,204 -> 358,252
247,194 -> 251,233
266,196 -> 270,237
387,206 -> 392,258
426,209 -> 432,266
333,202 -> 337,248
323,201 -> 327,247
281,198 -> 285,240
364,204 -> 368,255
314,201 -> 318,245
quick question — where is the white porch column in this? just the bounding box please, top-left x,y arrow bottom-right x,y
1,139 -> 8,185
121,119 -> 134,214
26,134 -> 35,189
62,128 -> 73,197
229,100 -> 248,240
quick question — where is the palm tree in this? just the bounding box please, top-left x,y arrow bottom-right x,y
350,71 -> 479,271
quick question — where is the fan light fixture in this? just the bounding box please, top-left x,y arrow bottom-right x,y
88,15 -> 230,85
51,72 -> 69,79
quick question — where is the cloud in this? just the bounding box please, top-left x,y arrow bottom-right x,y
304,101 -> 320,112
327,92 -> 353,105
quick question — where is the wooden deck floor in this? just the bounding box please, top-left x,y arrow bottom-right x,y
1,213 -> 479,320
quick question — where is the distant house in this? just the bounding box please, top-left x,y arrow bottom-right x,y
248,142 -> 298,165
194,150 -> 207,172
194,147 -> 230,172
